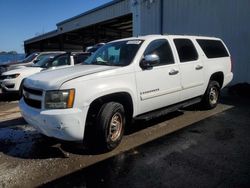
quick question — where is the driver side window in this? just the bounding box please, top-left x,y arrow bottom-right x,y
144,39 -> 174,66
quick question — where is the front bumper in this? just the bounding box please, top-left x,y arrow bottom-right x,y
0,79 -> 20,92
19,98 -> 88,141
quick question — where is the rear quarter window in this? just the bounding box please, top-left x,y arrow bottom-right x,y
196,39 -> 229,58
174,39 -> 198,63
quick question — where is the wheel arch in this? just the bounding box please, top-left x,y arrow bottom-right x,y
86,91 -> 134,125
209,71 -> 224,88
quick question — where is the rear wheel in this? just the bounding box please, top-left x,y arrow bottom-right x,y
201,80 -> 220,109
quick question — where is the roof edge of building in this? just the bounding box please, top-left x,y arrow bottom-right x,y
24,29 -> 58,44
56,0 -> 125,26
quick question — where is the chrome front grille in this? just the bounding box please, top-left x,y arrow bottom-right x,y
23,85 -> 43,95
23,85 -> 43,109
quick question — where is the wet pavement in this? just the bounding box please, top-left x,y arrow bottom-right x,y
43,94 -> 250,188
0,90 -> 250,187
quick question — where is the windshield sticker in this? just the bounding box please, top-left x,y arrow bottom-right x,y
126,40 -> 142,45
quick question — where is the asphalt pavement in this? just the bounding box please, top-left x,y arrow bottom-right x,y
44,94 -> 250,188
0,90 -> 249,188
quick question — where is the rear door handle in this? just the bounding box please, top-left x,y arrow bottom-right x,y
169,69 -> 179,75
195,65 -> 203,70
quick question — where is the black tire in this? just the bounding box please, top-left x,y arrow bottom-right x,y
95,102 -> 126,151
201,80 -> 220,109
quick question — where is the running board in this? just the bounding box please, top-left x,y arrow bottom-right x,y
135,97 -> 202,121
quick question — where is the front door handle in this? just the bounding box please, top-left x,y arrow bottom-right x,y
195,65 -> 203,70
169,69 -> 179,75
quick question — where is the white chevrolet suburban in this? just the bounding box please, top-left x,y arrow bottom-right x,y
19,35 -> 233,151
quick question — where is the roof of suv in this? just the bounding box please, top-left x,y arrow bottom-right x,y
111,34 -> 220,43
38,51 -> 65,55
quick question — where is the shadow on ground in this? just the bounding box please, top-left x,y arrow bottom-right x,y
42,93 -> 250,188
0,110 -> 184,159
0,120 -> 68,159
0,117 -> 26,128
0,86 -> 249,160
0,90 -> 19,102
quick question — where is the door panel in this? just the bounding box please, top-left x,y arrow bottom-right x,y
173,38 -> 205,101
179,60 -> 204,100
136,65 -> 181,114
135,39 -> 181,115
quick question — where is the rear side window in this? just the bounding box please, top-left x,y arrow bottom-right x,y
196,39 -> 229,58
174,39 -> 198,62
144,39 -> 174,66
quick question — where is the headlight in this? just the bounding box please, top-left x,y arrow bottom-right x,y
6,73 -> 20,79
45,89 -> 75,109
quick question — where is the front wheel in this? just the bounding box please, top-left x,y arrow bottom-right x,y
95,102 -> 126,151
201,81 -> 220,109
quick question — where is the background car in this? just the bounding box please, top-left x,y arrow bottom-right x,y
0,52 -> 91,97
0,51 -> 65,75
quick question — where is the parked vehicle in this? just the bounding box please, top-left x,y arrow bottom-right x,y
0,52 -> 38,74
0,51 -> 66,75
19,35 -> 233,151
0,52 -> 91,97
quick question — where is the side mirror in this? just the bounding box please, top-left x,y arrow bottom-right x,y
140,54 -> 160,70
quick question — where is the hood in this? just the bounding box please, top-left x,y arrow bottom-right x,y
0,60 -> 19,66
9,62 -> 33,68
2,66 -> 42,76
8,64 -> 28,71
25,65 -> 117,90
0,61 -> 31,69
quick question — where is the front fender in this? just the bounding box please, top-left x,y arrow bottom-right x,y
61,73 -> 138,116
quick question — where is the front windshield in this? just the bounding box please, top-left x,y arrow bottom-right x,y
32,53 -> 60,68
35,54 -> 50,62
84,40 -> 143,66
21,53 -> 38,63
32,57 -> 52,68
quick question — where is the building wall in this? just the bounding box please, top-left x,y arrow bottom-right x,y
58,0 -> 131,34
135,0 -> 250,84
24,0 -> 250,84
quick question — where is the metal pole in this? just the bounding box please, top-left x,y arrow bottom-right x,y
160,0 -> 163,34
